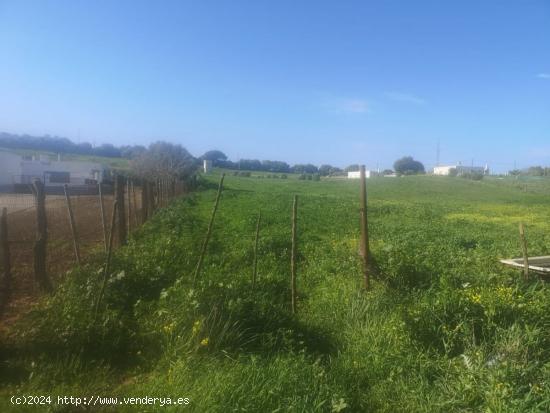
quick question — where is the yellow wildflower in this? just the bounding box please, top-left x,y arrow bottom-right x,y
200,337 -> 209,346
192,320 -> 201,335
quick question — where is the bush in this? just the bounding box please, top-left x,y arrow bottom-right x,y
298,174 -> 306,180
313,174 -> 321,181
461,172 -> 483,181
306,174 -> 312,181
239,171 -> 251,177
281,174 -> 287,179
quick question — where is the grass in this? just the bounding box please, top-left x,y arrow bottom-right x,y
2,172 -> 550,412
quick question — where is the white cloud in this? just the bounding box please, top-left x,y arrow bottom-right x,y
537,73 -> 550,79
323,97 -> 370,114
385,92 -> 426,105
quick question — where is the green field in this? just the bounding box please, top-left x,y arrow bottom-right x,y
2,173 -> 550,412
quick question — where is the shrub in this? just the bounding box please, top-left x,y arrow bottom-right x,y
281,174 -> 287,179
298,174 -> 306,180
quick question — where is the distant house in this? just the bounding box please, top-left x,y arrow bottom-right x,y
0,151 -> 105,192
347,170 -> 371,179
433,164 -> 489,176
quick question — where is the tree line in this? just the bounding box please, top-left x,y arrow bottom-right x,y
2,132 -> 431,178
508,166 -> 550,177
0,132 -> 147,159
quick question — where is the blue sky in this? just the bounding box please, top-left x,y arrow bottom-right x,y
0,0 -> 548,171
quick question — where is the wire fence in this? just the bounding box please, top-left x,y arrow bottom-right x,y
0,176 -> 186,320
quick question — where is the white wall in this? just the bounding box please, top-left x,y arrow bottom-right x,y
0,151 -> 22,185
19,159 -> 104,185
347,170 -> 371,179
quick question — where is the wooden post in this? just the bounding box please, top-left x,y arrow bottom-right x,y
148,181 -> 155,216
132,180 -> 138,228
193,174 -> 225,283
1,208 -> 11,307
156,179 -> 161,209
252,211 -> 261,286
32,180 -> 52,292
291,195 -> 298,314
114,174 -> 126,246
126,178 -> 131,237
98,183 -> 108,252
94,200 -> 118,319
141,180 -> 148,223
63,184 -> 81,265
519,222 -> 529,279
359,165 -> 370,289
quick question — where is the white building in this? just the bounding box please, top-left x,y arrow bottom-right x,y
0,151 -> 23,186
433,164 -> 489,176
347,170 -> 371,179
0,151 -> 104,189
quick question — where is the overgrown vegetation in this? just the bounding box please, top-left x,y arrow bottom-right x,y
2,174 -> 550,411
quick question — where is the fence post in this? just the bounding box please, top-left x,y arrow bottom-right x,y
193,174 -> 225,283
141,180 -> 148,223
1,207 -> 11,308
63,184 -> 81,265
132,180 -> 138,228
98,183 -> 108,252
115,174 -> 127,246
94,200 -> 118,319
148,181 -> 155,216
32,180 -> 52,292
359,165 -> 370,289
126,178 -> 132,237
291,195 -> 298,314
519,222 -> 529,279
252,211 -> 261,286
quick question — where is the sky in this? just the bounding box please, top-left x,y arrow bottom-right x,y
0,0 -> 549,172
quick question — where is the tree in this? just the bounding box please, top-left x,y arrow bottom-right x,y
393,156 -> 425,175
131,141 -> 198,179
238,159 -> 262,171
94,143 -> 121,158
200,150 -> 228,165
382,169 -> 394,175
120,145 -> 147,159
292,164 -> 318,174
344,164 -> 360,172
527,166 -> 544,176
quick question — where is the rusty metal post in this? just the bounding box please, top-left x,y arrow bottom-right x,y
291,195 -> 298,314
63,184 -> 81,265
32,180 -> 52,292
252,211 -> 261,286
0,207 -> 11,308
193,174 -> 225,283
360,165 -> 370,289
98,182 -> 108,252
114,174 -> 126,246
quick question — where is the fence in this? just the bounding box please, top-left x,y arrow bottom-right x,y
0,176 -> 187,317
